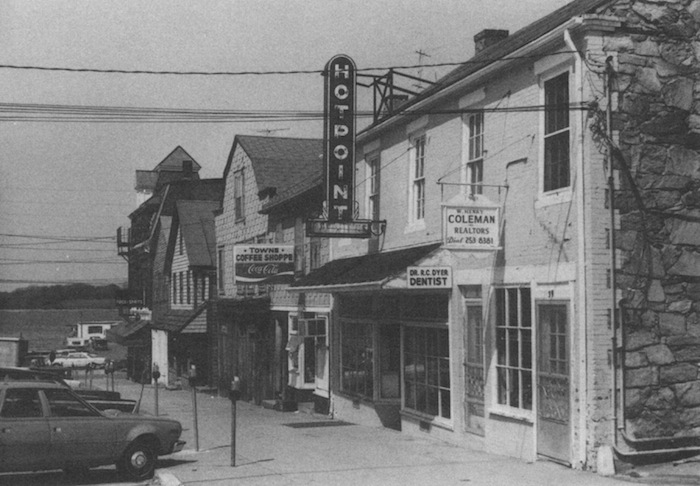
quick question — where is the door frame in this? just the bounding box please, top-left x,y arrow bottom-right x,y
535,299 -> 572,465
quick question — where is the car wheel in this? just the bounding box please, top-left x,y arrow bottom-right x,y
118,439 -> 156,481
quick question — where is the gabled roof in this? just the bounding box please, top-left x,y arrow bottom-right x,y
223,135 -> 323,200
359,0 -> 613,139
135,146 -> 202,192
175,200 -> 219,268
153,146 -> 202,173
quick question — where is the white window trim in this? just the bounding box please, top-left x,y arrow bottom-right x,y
489,286 -> 536,422
288,313 -> 328,391
365,152 -> 381,221
536,59 -> 575,207
406,133 -> 427,233
462,111 -> 485,197
400,321 -> 454,428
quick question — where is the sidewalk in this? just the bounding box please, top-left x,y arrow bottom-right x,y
108,377 -> 638,486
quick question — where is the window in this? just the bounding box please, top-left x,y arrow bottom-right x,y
309,238 -> 322,271
404,326 -> 451,419
495,287 -> 532,412
172,272 -> 177,303
45,388 -> 99,417
217,246 -> 225,294
178,272 -> 184,304
341,321 -> 373,398
1,389 -> 42,418
380,324 -> 400,399
411,135 -> 426,221
234,169 -> 245,220
179,230 -> 183,255
186,270 -> 191,305
465,112 -> 484,195
543,72 -> 570,192
301,318 -> 326,384
539,304 -> 568,375
368,155 -> 380,220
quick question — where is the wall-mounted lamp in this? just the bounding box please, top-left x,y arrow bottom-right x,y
370,220 -> 387,236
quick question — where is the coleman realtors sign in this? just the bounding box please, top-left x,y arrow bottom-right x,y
234,245 -> 294,284
443,205 -> 499,250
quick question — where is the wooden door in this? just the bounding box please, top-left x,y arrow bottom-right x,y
536,303 -> 570,464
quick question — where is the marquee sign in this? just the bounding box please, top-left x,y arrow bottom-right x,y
306,219 -> 372,238
234,245 -> 294,284
443,205 -> 499,250
324,54 -> 356,223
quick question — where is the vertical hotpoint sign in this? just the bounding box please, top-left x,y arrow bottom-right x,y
324,55 -> 356,223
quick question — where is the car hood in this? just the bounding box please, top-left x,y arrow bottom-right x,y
103,410 -> 181,425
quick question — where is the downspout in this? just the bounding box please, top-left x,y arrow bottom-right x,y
564,28 -> 589,468
605,56 -> 621,448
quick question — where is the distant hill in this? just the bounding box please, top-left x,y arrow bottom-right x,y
0,284 -> 122,309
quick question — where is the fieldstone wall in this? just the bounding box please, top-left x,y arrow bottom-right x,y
603,0 -> 700,439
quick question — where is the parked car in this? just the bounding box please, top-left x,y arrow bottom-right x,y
0,367 -> 136,412
52,352 -> 106,369
0,380 -> 184,480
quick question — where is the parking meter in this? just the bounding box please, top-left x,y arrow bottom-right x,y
152,363 -> 161,382
105,359 -> 115,374
152,363 -> 160,416
229,376 -> 241,401
188,364 -> 197,386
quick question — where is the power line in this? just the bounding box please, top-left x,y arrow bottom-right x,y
0,232 -> 115,241
0,51 -> 578,77
0,278 -> 124,286
0,101 -> 590,123
0,259 -> 124,265
0,246 -> 117,252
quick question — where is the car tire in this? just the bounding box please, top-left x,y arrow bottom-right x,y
117,439 -> 157,481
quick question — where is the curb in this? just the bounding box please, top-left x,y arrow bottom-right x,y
153,470 -> 183,486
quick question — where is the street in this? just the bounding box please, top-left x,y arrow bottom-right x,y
1,373 -> 636,486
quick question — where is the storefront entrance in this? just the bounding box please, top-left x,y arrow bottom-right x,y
536,302 -> 570,464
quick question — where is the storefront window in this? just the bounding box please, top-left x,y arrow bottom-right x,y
403,326 -> 450,419
341,321 -> 373,398
380,324 -> 400,399
495,287 -> 532,412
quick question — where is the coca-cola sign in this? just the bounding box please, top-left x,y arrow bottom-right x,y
234,245 -> 294,284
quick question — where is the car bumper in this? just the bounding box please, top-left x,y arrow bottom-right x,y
171,440 -> 186,453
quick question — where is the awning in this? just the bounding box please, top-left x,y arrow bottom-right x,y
290,243 -> 442,292
107,319 -> 150,346
151,303 -> 206,333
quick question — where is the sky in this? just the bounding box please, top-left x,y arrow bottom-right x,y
0,0 -> 574,291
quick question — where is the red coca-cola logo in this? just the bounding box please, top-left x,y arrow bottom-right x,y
246,263 -> 280,276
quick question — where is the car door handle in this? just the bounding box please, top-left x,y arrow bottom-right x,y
53,427 -> 62,432
1,428 -> 10,433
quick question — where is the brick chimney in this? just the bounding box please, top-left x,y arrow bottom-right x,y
474,29 -> 509,54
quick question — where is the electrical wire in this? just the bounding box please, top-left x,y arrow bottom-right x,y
0,232 -> 115,241
0,101 -> 591,123
0,51 -> 579,77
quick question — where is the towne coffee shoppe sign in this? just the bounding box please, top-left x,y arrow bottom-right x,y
234,245 -> 294,284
